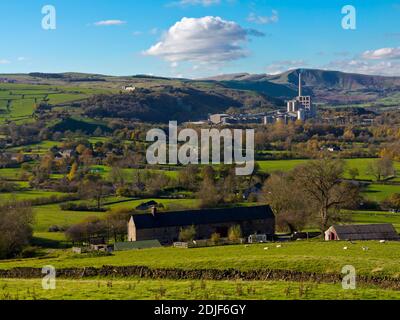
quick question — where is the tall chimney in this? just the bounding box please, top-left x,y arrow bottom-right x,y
298,72 -> 302,97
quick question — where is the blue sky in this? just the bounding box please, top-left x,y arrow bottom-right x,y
0,0 -> 399,77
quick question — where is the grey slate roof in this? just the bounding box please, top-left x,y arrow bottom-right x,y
332,224 -> 399,241
131,205 -> 274,230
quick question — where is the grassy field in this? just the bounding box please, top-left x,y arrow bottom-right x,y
33,198 -> 200,232
1,241 -> 399,279
258,158 -> 400,181
0,278 -> 398,300
363,184 -> 400,202
349,210 -> 400,231
0,84 -> 116,124
0,190 -> 65,202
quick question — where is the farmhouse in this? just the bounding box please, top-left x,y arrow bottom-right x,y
128,205 -> 275,244
325,224 -> 399,241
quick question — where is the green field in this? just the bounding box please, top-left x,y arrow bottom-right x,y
1,278 -> 398,300
0,84 -> 116,124
258,158 -> 400,181
363,184 -> 400,202
33,198 -> 200,233
1,241 -> 399,280
349,210 -> 400,231
0,190 -> 65,202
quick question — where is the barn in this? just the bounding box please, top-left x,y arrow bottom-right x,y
325,224 -> 399,241
128,205 -> 275,244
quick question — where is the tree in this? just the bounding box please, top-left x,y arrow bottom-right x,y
262,172 -> 309,233
0,201 -> 34,259
178,165 -> 199,191
348,167 -> 360,180
179,225 -> 196,242
66,216 -> 108,245
383,194 -> 400,213
366,157 -> 395,181
228,225 -> 242,242
105,209 -> 131,242
293,158 -> 360,232
197,177 -> 221,208
109,165 -> 125,188
79,175 -> 111,210
67,162 -> 78,181
210,232 -> 221,245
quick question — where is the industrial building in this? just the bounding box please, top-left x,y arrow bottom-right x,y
208,73 -> 317,126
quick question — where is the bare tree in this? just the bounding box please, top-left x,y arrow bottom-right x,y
293,158 -> 360,232
80,175 -> 111,210
366,157 -> 395,181
197,177 -> 221,208
262,172 -> 309,233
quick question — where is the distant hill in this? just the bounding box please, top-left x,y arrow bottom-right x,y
82,86 -> 276,123
1,69 -> 400,124
205,69 -> 400,106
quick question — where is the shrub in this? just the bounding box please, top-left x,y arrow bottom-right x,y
20,246 -> 39,258
48,225 -> 66,232
228,225 -> 242,243
179,225 -> 197,242
60,202 -> 107,212
210,233 -> 221,245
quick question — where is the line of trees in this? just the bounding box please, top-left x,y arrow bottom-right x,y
65,208 -> 131,245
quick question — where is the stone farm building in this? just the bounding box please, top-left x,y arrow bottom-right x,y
128,205 -> 275,244
325,224 -> 399,241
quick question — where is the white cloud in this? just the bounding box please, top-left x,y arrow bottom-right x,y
144,16 -> 264,64
247,10 -> 279,25
362,47 -> 400,60
325,59 -> 400,76
94,20 -> 127,26
266,60 -> 308,75
0,59 -> 10,64
132,31 -> 143,36
168,0 -> 221,7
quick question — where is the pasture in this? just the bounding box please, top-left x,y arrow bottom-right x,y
32,198 -> 200,233
258,158 -> 400,181
1,241 -> 399,279
0,84 -> 115,124
363,184 -> 400,202
1,278 -> 399,300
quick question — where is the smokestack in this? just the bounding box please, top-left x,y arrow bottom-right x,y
298,72 -> 302,97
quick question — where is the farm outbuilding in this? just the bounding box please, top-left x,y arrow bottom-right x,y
325,224 -> 399,241
128,205 -> 275,245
